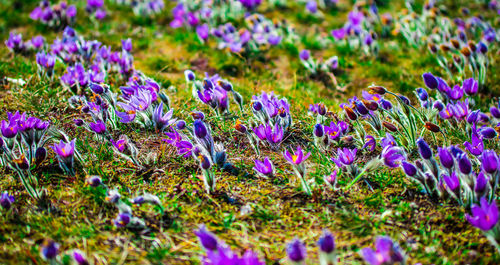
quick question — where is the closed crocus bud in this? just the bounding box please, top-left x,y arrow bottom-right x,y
252,101 -> 263,111
481,150 -> 499,174
458,153 -> 472,175
380,99 -> 392,110
475,171 -> 489,194
81,105 -> 90,113
317,103 -> 327,116
450,39 -> 460,49
480,127 -> 497,139
416,87 -> 428,101
438,147 -> 454,169
401,161 -> 417,177
318,230 -> 335,254
479,113 -> 490,123
383,121 -> 398,132
477,41 -> 488,54
90,83 -> 104,94
467,110 -> 480,124
398,94 -> 411,105
190,111 -> 205,120
433,100 -> 444,111
287,238 -> 306,263
41,239 -> 59,260
72,250 -> 89,265
199,155 -> 211,170
193,120 -> 208,138
354,101 -> 369,115
422,73 -> 438,89
428,43 -> 438,53
362,100 -> 378,111
490,107 -> 500,119
35,147 -> 47,164
0,191 -> 15,209
184,70 -> 195,82
176,120 -> 186,130
344,106 -> 358,121
234,120 -> 247,133
460,46 -> 471,57
314,124 -> 324,137
417,138 -> 433,159
299,49 -> 310,61
74,119 -> 84,126
424,122 -> 440,133
195,225 -> 218,251
468,41 -> 477,52
369,86 -> 387,95
86,175 -> 102,187
463,78 -> 478,96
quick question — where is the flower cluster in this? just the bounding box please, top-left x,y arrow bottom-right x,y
30,0 -> 76,29
186,70 -> 243,116
5,32 -> 45,55
330,4 -> 380,56
86,0 -> 107,20
395,2 -> 495,85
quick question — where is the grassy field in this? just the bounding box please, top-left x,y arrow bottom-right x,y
0,0 -> 499,264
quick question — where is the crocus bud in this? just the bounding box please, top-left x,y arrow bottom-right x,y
450,39 -> 460,49
314,124 -> 324,138
90,83 -> 104,94
190,111 -> 205,120
41,239 -> 59,260
380,99 -> 392,110
344,106 -> 358,121
424,122 -> 440,133
113,212 -> 131,227
480,127 -> 497,139
481,150 -> 499,174
383,121 -> 398,132
460,46 -> 471,57
467,110 -> 480,124
184,70 -> 195,82
438,147 -> 454,169
287,238 -> 306,262
433,100 -> 444,111
234,120 -> 247,133
318,230 -> 335,254
176,120 -> 186,130
299,49 -> 310,61
417,138 -> 433,160
490,107 -> 500,119
193,120 -> 208,138
362,100 -> 378,111
195,225 -> 218,251
86,175 -> 102,187
401,161 -> 417,177
72,250 -> 89,265
74,119 -> 84,126
317,103 -> 327,116
369,86 -> 387,95
0,191 -> 14,209
354,101 -> 369,115
458,153 -> 472,175
35,147 -> 47,164
416,87 -> 428,101
398,94 -> 411,105
81,105 -> 90,113
252,101 -> 263,111
199,155 -> 211,170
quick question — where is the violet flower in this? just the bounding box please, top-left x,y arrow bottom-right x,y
360,236 -> 405,265
466,197 -> 499,231
0,191 -> 15,210
284,145 -> 312,195
286,238 -> 306,264
253,157 -> 274,178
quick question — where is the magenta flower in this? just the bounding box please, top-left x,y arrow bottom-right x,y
253,157 -> 274,177
466,197 -> 499,231
332,148 -> 357,167
284,145 -> 311,165
51,139 -> 76,158
361,236 -> 405,265
89,120 -> 107,134
464,125 -> 484,156
111,139 -> 127,153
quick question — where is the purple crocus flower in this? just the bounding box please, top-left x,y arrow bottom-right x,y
1,120 -> 18,138
447,84 -> 464,100
333,148 -> 357,167
152,102 -> 176,131
265,124 -> 284,144
458,153 -> 472,175
490,106 -> 500,119
195,225 -> 218,251
51,139 -> 76,158
361,237 -> 404,265
86,175 -> 102,188
41,239 -> 59,260
417,138 -> 432,159
253,157 -> 274,177
401,161 -> 417,177
380,133 -> 396,148
89,120 -> 107,134
306,0 -> 318,13
466,197 -> 499,231
331,28 -> 346,40
363,135 -> 376,152
196,24 -> 210,41
443,172 -> 460,192
464,127 -> 484,156
480,127 -> 497,139
193,119 -> 208,139
111,139 -> 127,153
113,213 -> 131,228
122,38 -> 132,52
284,145 -> 311,165
286,238 -> 306,263
72,250 -> 89,265
318,230 -> 335,254
481,150 -> 499,174
0,191 -> 15,209
299,49 -> 310,61
423,73 -> 438,89
381,146 -> 405,168
463,78 -> 478,96
453,99 -> 470,121
438,147 -> 454,169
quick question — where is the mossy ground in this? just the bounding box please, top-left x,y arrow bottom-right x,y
0,0 -> 499,264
